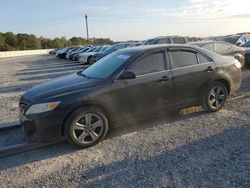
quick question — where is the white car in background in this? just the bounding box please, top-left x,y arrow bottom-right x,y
79,45 -> 110,64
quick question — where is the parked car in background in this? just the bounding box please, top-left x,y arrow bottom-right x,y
49,48 -> 60,55
73,47 -> 97,61
142,36 -> 188,45
127,41 -> 143,47
65,46 -> 84,59
219,33 -> 250,47
242,41 -> 250,66
90,42 -> 131,64
79,45 -> 110,64
189,41 -> 245,67
56,47 -> 77,59
19,44 -> 242,148
68,46 -> 91,60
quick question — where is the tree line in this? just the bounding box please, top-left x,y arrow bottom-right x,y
0,32 -> 113,51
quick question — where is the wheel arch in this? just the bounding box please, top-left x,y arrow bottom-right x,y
61,102 -> 113,136
214,78 -> 230,95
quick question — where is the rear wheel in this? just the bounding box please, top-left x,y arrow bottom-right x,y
87,56 -> 92,64
64,107 -> 109,148
202,82 -> 228,112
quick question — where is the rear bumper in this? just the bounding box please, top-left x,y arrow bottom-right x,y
229,67 -> 242,95
19,111 -> 65,143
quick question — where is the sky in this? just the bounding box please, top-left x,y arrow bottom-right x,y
0,0 -> 250,41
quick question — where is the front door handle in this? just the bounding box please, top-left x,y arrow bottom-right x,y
205,66 -> 214,72
158,76 -> 169,82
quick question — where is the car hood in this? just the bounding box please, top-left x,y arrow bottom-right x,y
23,73 -> 101,102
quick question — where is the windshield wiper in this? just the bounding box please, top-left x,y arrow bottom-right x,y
77,72 -> 88,78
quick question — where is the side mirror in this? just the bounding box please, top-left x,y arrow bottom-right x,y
120,71 -> 136,80
235,42 -> 242,46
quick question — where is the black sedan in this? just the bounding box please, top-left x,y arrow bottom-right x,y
90,42 -> 131,64
19,45 -> 242,148
242,41 -> 250,66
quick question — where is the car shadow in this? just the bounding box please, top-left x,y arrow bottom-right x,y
0,59 -> 87,94
0,107 -> 244,174
107,107 -> 205,139
16,65 -> 85,76
20,62 -> 86,72
0,83 -> 40,94
0,109 -> 202,171
18,72 -> 77,82
81,124 -> 250,187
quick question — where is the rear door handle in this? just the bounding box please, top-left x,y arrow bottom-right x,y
158,76 -> 169,82
205,66 -> 214,72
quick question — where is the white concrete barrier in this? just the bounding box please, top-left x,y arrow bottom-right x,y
0,49 -> 53,58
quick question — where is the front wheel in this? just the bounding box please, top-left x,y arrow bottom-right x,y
64,107 -> 109,148
202,82 -> 228,112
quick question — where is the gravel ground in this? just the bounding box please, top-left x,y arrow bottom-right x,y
0,55 -> 249,187
0,55 -> 88,126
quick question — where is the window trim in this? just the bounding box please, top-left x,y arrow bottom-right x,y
124,50 -> 169,77
172,37 -> 186,44
201,42 -> 215,52
157,38 -> 171,44
197,53 -> 213,64
168,49 -> 199,69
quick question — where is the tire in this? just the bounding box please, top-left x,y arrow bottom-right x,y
202,81 -> 228,112
64,107 -> 109,148
89,58 -> 95,65
87,56 -> 92,65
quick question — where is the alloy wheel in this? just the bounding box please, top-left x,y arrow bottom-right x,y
208,86 -> 226,110
72,113 -> 104,144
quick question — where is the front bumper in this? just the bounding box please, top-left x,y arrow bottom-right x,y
19,111 -> 65,143
79,57 -> 88,63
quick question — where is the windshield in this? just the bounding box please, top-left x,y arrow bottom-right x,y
142,39 -> 154,45
103,45 -> 116,54
220,35 -> 240,44
80,52 -> 134,79
84,47 -> 95,53
100,46 -> 110,52
242,41 -> 250,47
93,47 -> 102,52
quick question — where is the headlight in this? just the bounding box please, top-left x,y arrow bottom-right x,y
25,101 -> 60,115
234,60 -> 241,69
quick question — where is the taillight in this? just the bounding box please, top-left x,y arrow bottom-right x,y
234,60 -> 242,69
240,48 -> 245,54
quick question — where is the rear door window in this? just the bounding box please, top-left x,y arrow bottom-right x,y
170,50 -> 198,68
202,43 -> 215,52
214,42 -> 232,53
197,54 -> 212,64
173,38 -> 185,44
158,38 -> 171,44
128,53 -> 166,76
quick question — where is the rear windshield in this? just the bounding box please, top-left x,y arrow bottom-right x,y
220,36 -> 240,44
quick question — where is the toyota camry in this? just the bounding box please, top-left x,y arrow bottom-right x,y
19,45 -> 242,148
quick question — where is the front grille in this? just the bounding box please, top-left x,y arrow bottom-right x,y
19,100 -> 29,113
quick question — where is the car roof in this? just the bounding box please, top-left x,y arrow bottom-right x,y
118,44 -> 196,53
188,40 -> 234,46
154,36 -> 185,39
117,44 -> 227,63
